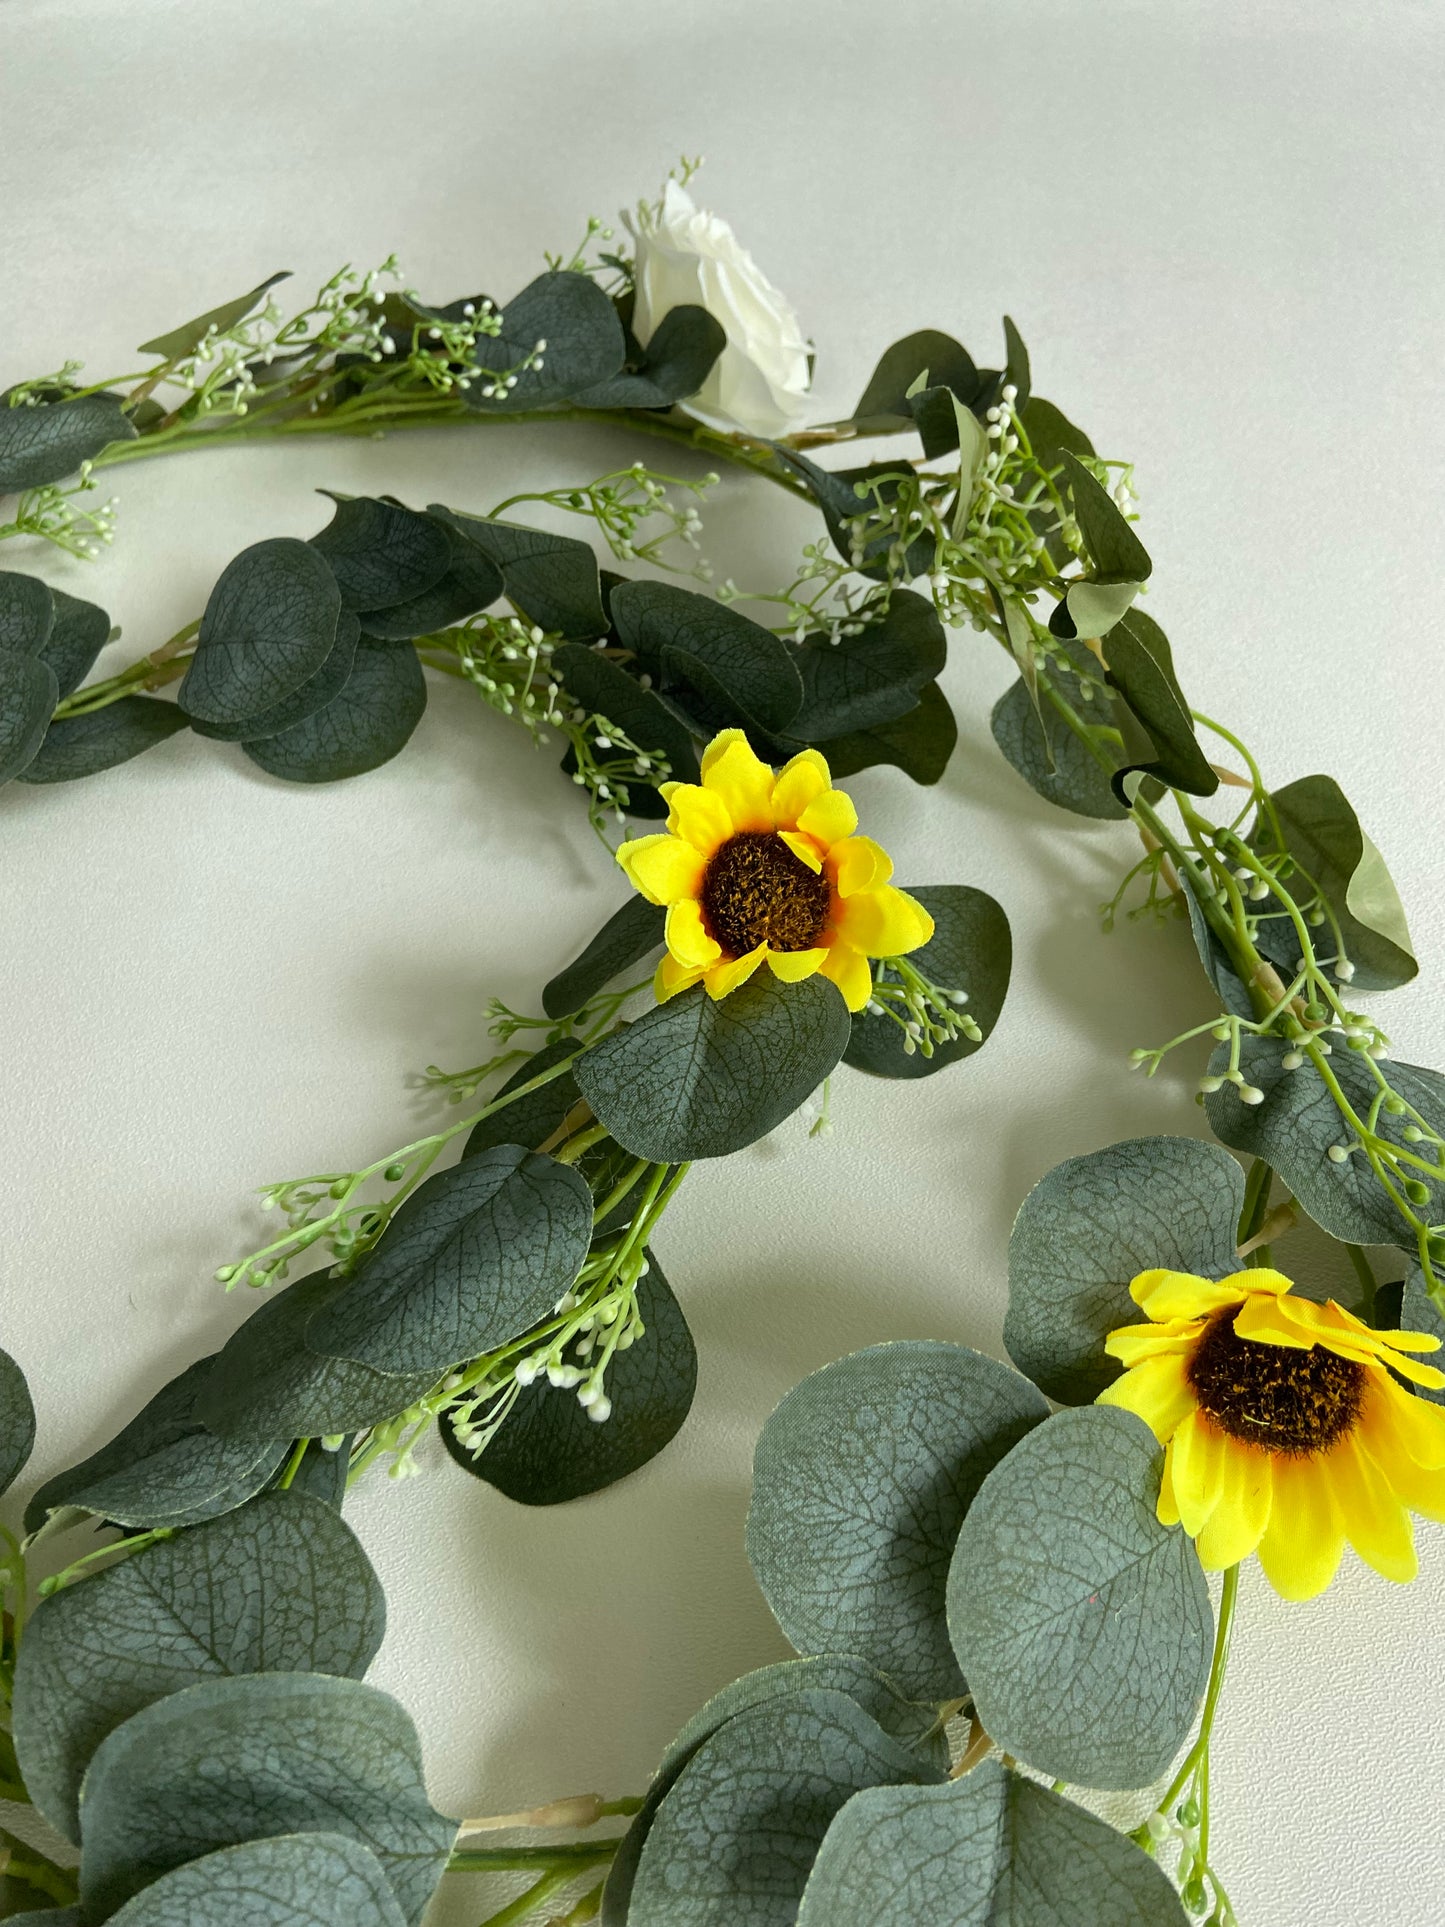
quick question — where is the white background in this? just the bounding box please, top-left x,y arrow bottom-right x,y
4,2 -> 1445,1921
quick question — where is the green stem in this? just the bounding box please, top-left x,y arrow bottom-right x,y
1345,1243 -> 1378,1319
1147,1564 -> 1239,1829
446,1843 -> 618,1876
1236,1159 -> 1273,1253
474,1865 -> 579,1927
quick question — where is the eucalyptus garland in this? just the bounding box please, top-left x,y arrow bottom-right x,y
3,173 -> 1443,1927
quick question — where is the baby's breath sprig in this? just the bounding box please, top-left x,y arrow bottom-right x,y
865,956 -> 980,1059
490,461 -> 717,575
0,463 -> 119,558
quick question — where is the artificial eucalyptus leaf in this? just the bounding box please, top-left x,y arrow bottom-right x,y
844,886 -> 1011,1081
820,679 -> 957,785
627,1688 -> 938,1927
908,384 -> 983,464
989,676 -> 1125,820
196,1272 -> 435,1445
1,1912 -> 80,1924
462,1039 -> 586,1161
439,1253 -> 696,1504
1018,396 -> 1095,470
1055,577 -> 1140,644
308,495 -> 452,613
1179,875 -> 1254,1019
612,580 -> 804,733
275,1435 -> 353,1506
1004,1134 -> 1245,1404
796,1762 -> 1188,1927
0,393 -> 136,492
0,569 -> 56,653
1001,315 -> 1032,413
461,270 -> 626,411
76,1674 -> 454,1926
179,539 -> 343,728
1204,1034 -> 1445,1247
0,646 -> 58,785
38,588 -> 110,698
242,638 -> 426,783
12,1490 -> 385,1842
430,510 -> 608,640
947,1406 -> 1212,1789
304,1148 -> 592,1377
790,590 -> 945,742
1101,608 -> 1217,801
574,974 -> 852,1162
0,1344 -> 36,1498
574,305 -> 726,409
1059,452 -> 1151,583
1250,773 -> 1416,992
850,330 -> 981,432
190,613 -> 360,743
542,895 -> 666,1019
103,1834 -> 407,1927
18,696 -> 189,785
773,450 -> 935,582
136,273 -> 291,360
551,644 -> 701,795
747,1342 -> 1048,1700
23,1357 -> 285,1535
354,523 -> 502,640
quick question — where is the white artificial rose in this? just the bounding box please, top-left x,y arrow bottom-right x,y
631,181 -> 811,439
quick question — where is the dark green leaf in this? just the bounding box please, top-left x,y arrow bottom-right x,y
2,1911 -> 79,1924
430,510 -> 608,641
275,1435 -> 352,1506
747,1342 -> 1048,1699
628,1688 -> 938,1927
796,1762 -> 1188,1927
0,394 -> 136,492
12,1490 -> 385,1842
39,588 -> 110,698
462,1039 -> 585,1161
0,1345 -> 35,1498
137,273 -> 291,360
1100,608 -> 1217,801
189,612 -> 359,744
23,1357 -> 285,1534
1019,397 -> 1095,470
1005,1135 -> 1244,1404
551,644 -> 700,791
196,1272 -> 435,1445
1001,316 -> 1031,413
440,1252 -> 696,1504
773,450 -> 935,583
791,590 -> 944,741
542,896 -> 665,1020
17,697 -> 190,784
820,681 -> 957,785
355,522 -> 502,640
1179,875 -> 1253,1019
76,1674 -> 454,1926
1059,453 -> 1151,583
947,1406 -> 1212,1789
574,305 -> 726,409
461,271 -> 625,411
308,495 -> 452,613
104,1834 -> 407,1927
844,885 -> 1011,1081
574,974 -> 852,1162
1204,1035 -> 1445,1248
850,331 -> 981,432
989,676 -> 1126,820
0,647 -> 58,785
243,638 -> 426,784
0,570 -> 55,654
180,539 -> 343,728
612,581 -> 804,734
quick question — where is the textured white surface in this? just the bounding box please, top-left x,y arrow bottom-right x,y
3,2 -> 1445,1921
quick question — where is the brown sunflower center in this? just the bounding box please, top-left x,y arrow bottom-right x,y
1186,1305 -> 1365,1455
700,831 -> 831,956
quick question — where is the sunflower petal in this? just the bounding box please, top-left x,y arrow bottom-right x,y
1255,1455 -> 1346,1600
618,834 -> 707,906
827,835 -> 892,898
1097,1351 -> 1198,1443
835,884 -> 935,958
666,899 -> 721,970
1131,1269 -> 1248,1322
655,952 -> 705,1002
1384,1450 -> 1445,1522
700,727 -> 748,779
818,940 -> 874,1013
665,784 -> 735,855
1333,1433 -> 1417,1584
1168,1411 -> 1228,1536
1157,1441 -> 1182,1527
770,750 -> 832,828
1195,1440 -> 1272,1569
778,829 -> 824,873
1231,1294 -> 1316,1351
1365,1373 -> 1445,1471
700,735 -> 775,832
1104,1318 -> 1203,1367
704,944 -> 767,1000
796,786 -> 859,852
766,946 -> 828,984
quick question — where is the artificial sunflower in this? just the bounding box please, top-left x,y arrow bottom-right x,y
1098,1266 -> 1445,1600
616,728 -> 934,1012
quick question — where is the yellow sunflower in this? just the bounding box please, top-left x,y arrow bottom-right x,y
615,728 -> 934,1012
1098,1266 -> 1445,1600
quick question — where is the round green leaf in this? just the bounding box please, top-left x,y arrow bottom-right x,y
990,677 -> 1125,820
105,1834 -> 407,1927
0,646 -> 59,785
796,1762 -> 1188,1926
462,1039 -> 585,1161
612,580 -> 804,733
429,509 -> 608,641
747,1342 -> 1048,1700
551,642 -> 700,789
850,329 -> 981,432
0,569 -> 55,654
243,638 -> 426,784
575,305 -> 726,410
180,539 -> 343,727
460,270 -> 625,411
947,1406 -> 1212,1790
19,696 -> 189,784
190,613 -> 360,743
820,681 -> 957,785
844,885 -> 1011,1080
790,590 -> 945,742
542,895 -> 666,1020
0,1343 -> 35,1498
0,393 -> 136,491
76,1674 -> 454,1925
39,587 -> 110,698
308,495 -> 452,613
575,974 -> 852,1162
13,1489 -> 385,1842
278,1435 -> 353,1506
355,522 -> 502,640
303,1147 -> 592,1377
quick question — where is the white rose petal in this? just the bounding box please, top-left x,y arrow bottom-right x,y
631,181 -> 811,438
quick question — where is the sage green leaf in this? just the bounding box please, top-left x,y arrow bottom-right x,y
628,1687 -> 937,1927
0,393 -> 136,492
773,450 -> 936,582
278,1436 -> 352,1506
575,305 -> 726,409
542,896 -> 665,1019
850,331 -> 981,432
190,613 -> 359,744
0,646 -> 58,784
551,644 -> 700,791
355,522 -> 502,640
76,1674 -> 454,1925
12,1490 -> 385,1842
1204,1034 -> 1445,1248
462,1039 -> 586,1161
308,495 -> 452,613
948,1406 -> 1212,1789
461,271 -> 625,411
17,696 -> 188,785
440,1253 -> 696,1504
908,384 -> 982,463
796,1762 -> 1188,1927
0,569 -> 55,653
821,679 -> 956,785
0,1344 -> 36,1497
1100,608 -> 1217,801
1179,875 -> 1253,1020
196,1272 -> 434,1445
243,638 -> 426,783
844,886 -> 1011,1081
1001,316 -> 1031,412
747,1342 -> 1048,1699
1059,453 -> 1151,583
1250,773 -> 1416,991
23,1357 -> 285,1534
1019,396 -> 1095,470
990,676 -> 1125,820
1060,577 -> 1140,642
575,974 -> 851,1162
105,1834 -> 407,1927
612,581 -> 803,733
180,539 -> 343,727
39,588 -> 110,698
1004,1135 -> 1244,1403
304,1149 -> 592,1377
430,510 -> 608,640
2,1911 -> 79,1923
137,273 -> 290,360
790,590 -> 944,741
